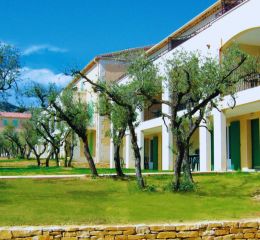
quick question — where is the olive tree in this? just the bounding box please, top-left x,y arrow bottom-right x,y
0,42 -> 20,95
129,46 -> 258,191
98,94 -> 127,177
21,114 -> 48,166
74,71 -> 146,188
3,125 -> 27,158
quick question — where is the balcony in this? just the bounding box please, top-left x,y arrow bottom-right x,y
236,73 -> 260,92
220,0 -> 247,15
143,100 -> 162,122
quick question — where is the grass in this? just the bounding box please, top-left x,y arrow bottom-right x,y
0,158 -> 168,176
0,173 -> 260,226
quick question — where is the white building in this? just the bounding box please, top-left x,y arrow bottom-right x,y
69,0 -> 260,172
69,47 -> 151,166
111,0 -> 260,172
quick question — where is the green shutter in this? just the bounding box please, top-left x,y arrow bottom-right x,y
2,119 -> 8,126
12,119 -> 19,127
152,136 -> 159,170
144,139 -> 149,170
251,119 -> 260,169
210,129 -> 214,171
229,121 -> 241,170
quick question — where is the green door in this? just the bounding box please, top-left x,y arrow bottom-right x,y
251,119 -> 260,169
152,136 -> 159,170
229,121 -> 241,170
144,139 -> 149,170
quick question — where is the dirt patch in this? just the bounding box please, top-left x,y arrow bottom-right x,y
252,194 -> 260,201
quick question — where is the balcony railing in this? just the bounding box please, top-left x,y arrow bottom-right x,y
220,0 -> 247,16
150,0 -> 248,62
143,104 -> 162,121
236,73 -> 260,92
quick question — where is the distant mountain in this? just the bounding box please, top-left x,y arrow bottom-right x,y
0,101 -> 20,112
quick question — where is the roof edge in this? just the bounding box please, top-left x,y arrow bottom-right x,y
146,0 -> 221,56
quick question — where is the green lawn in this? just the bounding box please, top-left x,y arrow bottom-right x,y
0,166 -> 170,176
0,158 -> 168,175
0,173 -> 260,226
0,166 -> 130,175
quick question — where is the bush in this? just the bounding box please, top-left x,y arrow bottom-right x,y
163,174 -> 196,192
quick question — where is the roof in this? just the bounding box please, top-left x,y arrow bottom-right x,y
146,0 -> 222,56
67,45 -> 153,88
0,112 -> 32,119
96,46 -> 153,58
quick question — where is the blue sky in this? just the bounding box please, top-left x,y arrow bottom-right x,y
0,0 -> 216,90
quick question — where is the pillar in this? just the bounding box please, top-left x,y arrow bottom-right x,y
199,121 -> 211,172
213,109 -> 227,171
109,138 -> 115,168
137,130 -> 144,169
162,124 -> 173,170
161,77 -> 173,170
125,132 -> 134,168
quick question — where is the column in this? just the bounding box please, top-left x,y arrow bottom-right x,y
125,132 -> 132,168
162,124 -> 173,170
213,109 -> 227,171
161,77 -> 173,170
137,130 -> 144,169
109,138 -> 115,168
109,123 -> 114,168
199,121 -> 211,172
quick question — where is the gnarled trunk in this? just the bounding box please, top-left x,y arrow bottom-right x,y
45,148 -> 53,167
26,149 -> 32,160
173,139 -> 194,191
113,128 -> 126,177
82,136 -> 98,176
54,148 -> 60,167
68,143 -> 74,167
182,145 -> 193,183
174,140 -> 185,191
128,120 -> 145,189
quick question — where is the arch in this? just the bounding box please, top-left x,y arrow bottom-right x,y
221,26 -> 260,56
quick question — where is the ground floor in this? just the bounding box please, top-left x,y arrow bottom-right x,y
71,87 -> 260,173
200,106 -> 260,172
108,94 -> 260,172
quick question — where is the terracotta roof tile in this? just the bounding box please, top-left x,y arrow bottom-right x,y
0,112 -> 31,119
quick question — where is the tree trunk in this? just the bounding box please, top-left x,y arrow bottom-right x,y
26,149 -> 32,160
114,143 -> 124,177
82,136 -> 98,176
54,148 -> 60,167
64,142 -> 68,167
68,144 -> 74,167
128,120 -> 145,189
36,156 -> 41,167
32,149 -> 41,167
19,146 -> 26,159
174,140 -> 185,191
182,145 -> 193,183
45,149 -> 53,167
113,128 -> 125,177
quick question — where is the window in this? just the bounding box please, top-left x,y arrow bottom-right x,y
2,119 -> 8,126
12,119 -> 19,128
